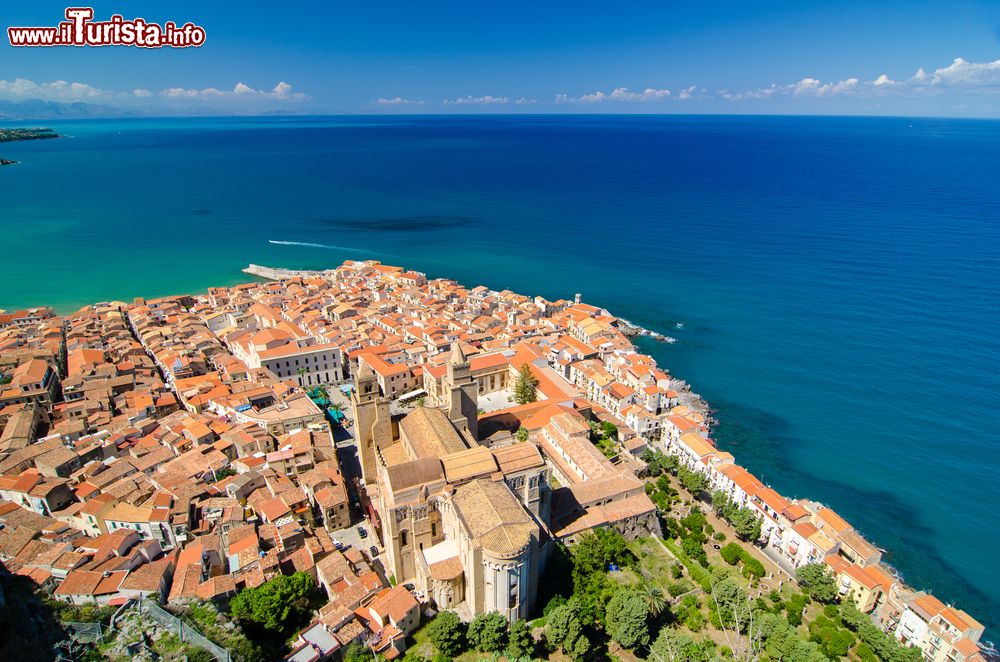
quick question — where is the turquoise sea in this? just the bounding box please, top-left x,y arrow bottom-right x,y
2,115 -> 998,633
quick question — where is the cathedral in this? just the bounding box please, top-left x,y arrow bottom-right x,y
351,344 -> 551,620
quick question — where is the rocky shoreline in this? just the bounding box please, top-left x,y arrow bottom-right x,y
617,316 -> 677,343
0,127 -> 59,165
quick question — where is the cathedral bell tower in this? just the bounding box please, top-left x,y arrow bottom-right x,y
352,356 -> 391,484
446,342 -> 479,441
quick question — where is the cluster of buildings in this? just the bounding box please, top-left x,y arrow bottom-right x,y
663,403 -> 988,661
0,260 -> 989,661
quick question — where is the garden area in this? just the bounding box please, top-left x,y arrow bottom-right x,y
390,447 -> 928,662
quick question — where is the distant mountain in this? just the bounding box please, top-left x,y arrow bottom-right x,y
0,98 -> 311,121
0,98 -> 134,120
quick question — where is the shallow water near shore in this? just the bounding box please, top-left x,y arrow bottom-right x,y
2,114 -> 998,634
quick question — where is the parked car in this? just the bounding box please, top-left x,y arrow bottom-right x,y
358,526 -> 368,539
369,546 -> 379,558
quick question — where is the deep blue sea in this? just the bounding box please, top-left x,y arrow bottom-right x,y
2,115 -> 998,632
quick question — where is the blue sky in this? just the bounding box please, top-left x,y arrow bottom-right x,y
2,0 -> 1000,116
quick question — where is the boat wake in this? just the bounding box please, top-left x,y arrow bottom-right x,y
269,239 -> 378,253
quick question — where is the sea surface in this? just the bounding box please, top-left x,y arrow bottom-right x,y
2,115 -> 998,633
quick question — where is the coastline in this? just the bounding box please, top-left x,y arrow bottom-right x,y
239,262 -> 988,646
0,127 -> 59,166
2,115 -> 995,634
0,255 -> 992,653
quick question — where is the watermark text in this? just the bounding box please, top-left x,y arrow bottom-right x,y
8,7 -> 206,48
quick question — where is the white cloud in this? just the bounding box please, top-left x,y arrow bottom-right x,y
160,81 -> 307,101
723,57 -> 1000,103
515,97 -> 537,105
376,96 -> 424,105
677,85 -> 697,100
559,87 -> 671,103
162,87 -> 201,98
928,57 -> 1000,89
719,84 -> 780,101
0,77 -> 308,107
444,95 -> 511,105
792,77 -> 858,97
0,77 -> 109,101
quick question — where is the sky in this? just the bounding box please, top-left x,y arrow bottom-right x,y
2,0 -> 1000,117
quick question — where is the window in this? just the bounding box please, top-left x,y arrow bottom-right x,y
400,530 -> 408,547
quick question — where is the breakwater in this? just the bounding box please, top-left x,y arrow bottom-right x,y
243,264 -> 331,280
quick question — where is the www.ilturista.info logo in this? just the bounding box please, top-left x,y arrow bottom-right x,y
8,7 -> 206,48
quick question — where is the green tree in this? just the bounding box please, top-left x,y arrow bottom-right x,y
707,577 -> 751,630
342,642 -> 369,662
642,448 -> 663,475
678,467 -> 709,496
638,582 -> 667,617
467,612 -> 508,653
759,612 -> 829,662
667,581 -> 689,598
729,507 -> 763,542
506,619 -> 534,659
651,630 -> 714,662
684,609 -> 705,632
840,602 -> 922,662
680,510 -> 707,537
601,421 -> 618,439
655,474 -> 672,494
682,537 -> 708,567
720,542 -> 743,565
513,363 -> 539,404
229,572 -> 320,635
545,601 -> 590,660
741,554 -> 766,580
515,426 -> 530,442
786,593 -> 809,627
711,490 -> 731,514
797,563 -> 839,603
606,589 -> 650,650
425,611 -> 466,658
570,529 -> 635,623
685,608 -> 707,632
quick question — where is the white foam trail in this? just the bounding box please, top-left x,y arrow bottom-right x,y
269,239 -> 379,253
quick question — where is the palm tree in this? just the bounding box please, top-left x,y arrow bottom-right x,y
639,583 -> 666,617
295,366 -> 308,386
